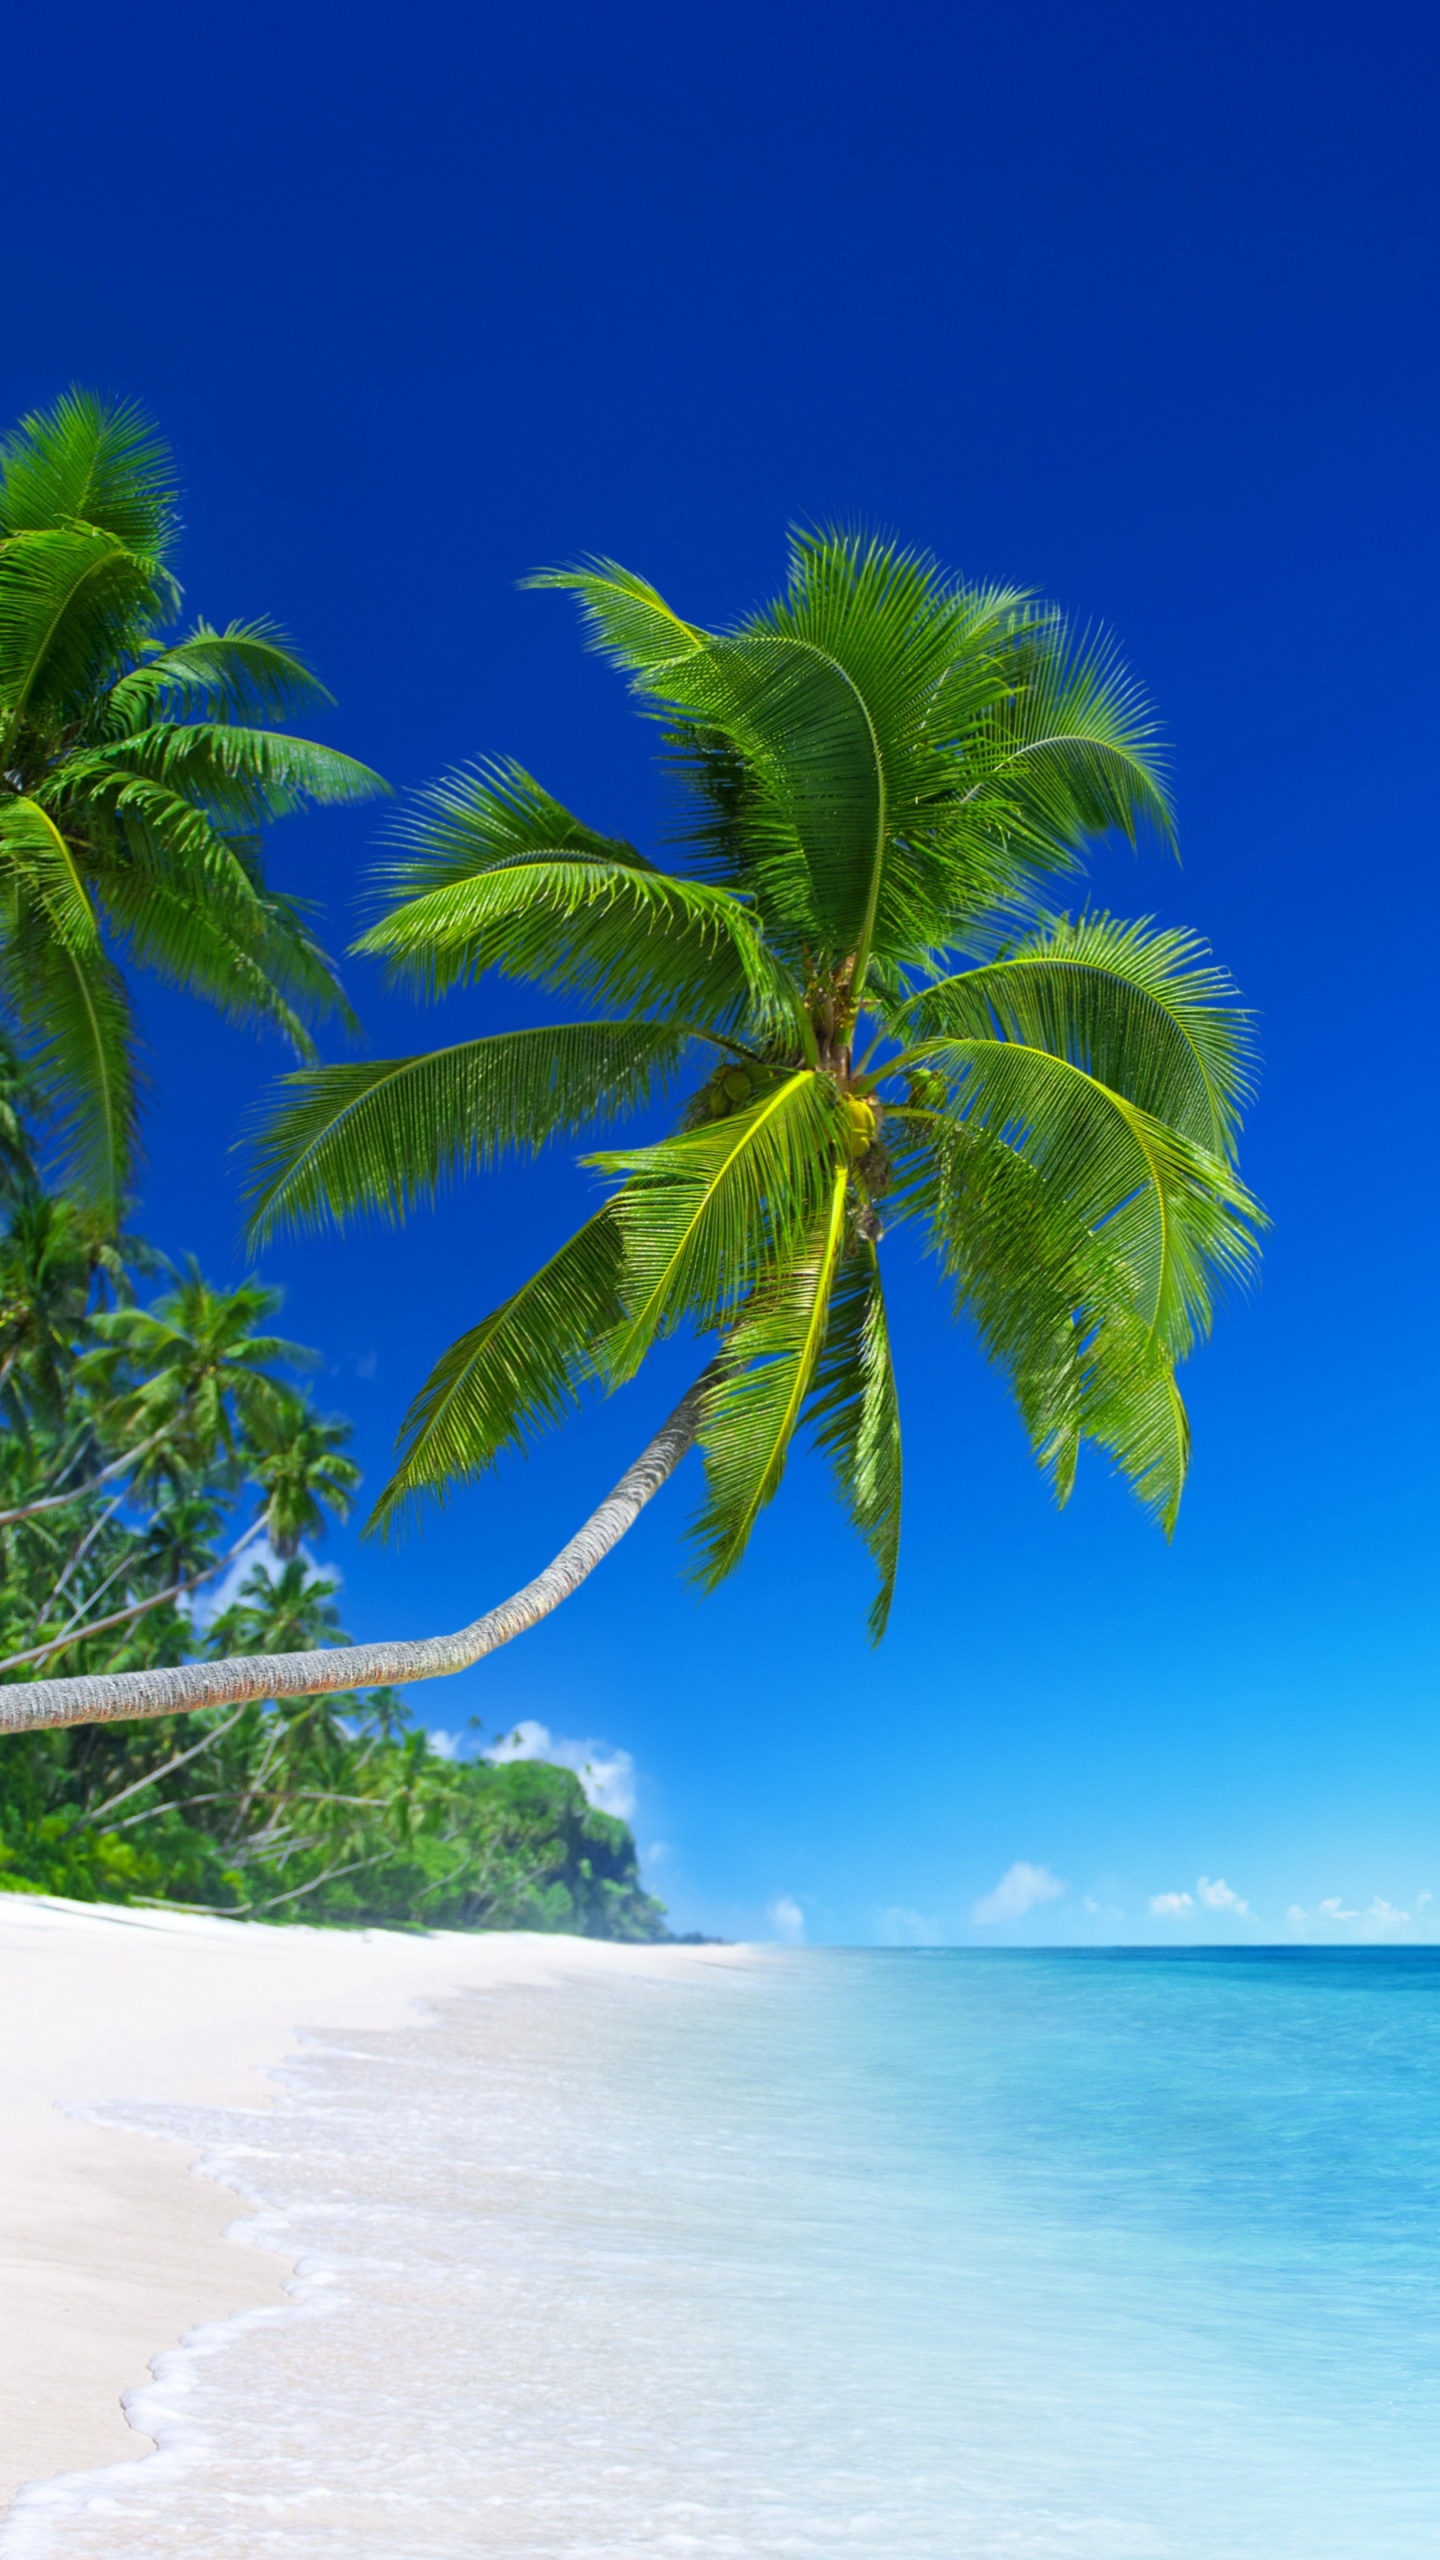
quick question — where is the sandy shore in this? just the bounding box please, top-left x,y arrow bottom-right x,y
0,1892 -> 733,2518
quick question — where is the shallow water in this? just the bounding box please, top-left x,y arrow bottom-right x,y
9,1947 -> 1440,2558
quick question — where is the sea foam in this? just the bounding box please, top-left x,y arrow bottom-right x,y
7,1948 -> 1440,2557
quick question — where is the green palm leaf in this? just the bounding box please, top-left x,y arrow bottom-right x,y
914,1110 -> 1195,1530
67,723 -> 385,825
0,528 -> 154,752
910,1035 -> 1260,1352
893,911 -> 1254,1158
358,851 -> 784,1027
0,922 -> 136,1213
0,389 -> 176,554
0,392 -> 374,1212
372,1207 -> 625,1530
974,615 -> 1174,862
594,1069 -> 848,1377
247,1022 -> 692,1242
691,1166 -> 850,1586
807,1242 -> 903,1638
102,621 -> 335,729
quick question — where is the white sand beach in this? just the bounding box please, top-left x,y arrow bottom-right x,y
0,1893 -> 733,2518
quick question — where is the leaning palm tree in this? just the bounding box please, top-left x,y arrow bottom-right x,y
0,389 -> 384,1212
4,533 -> 1260,1734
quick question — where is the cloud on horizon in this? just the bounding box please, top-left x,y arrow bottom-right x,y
1288,1891 -> 1436,1940
973,1861 -> 1065,1926
767,1894 -> 806,1944
1151,1876 -> 1252,1919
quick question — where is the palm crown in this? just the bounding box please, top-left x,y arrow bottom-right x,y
0,391 -> 385,1213
252,534 -> 1261,1638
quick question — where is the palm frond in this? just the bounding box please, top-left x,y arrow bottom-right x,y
0,919 -> 137,1211
375,756 -> 656,896
247,1022 -> 691,1242
594,1069 -> 847,1377
893,912 -> 1255,1159
0,389 -> 177,556
910,1110 -> 1193,1530
94,866 -> 331,1059
522,560 -> 704,682
807,1242 -> 903,1637
690,1167 -> 849,1586
357,850 -> 786,1029
101,622 -> 336,729
972,614 -> 1174,862
909,1036 -> 1261,1354
0,528 -> 156,751
371,1207 -> 625,1530
67,723 -> 386,821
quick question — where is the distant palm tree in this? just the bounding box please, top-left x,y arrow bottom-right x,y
0,390 -> 385,1212
244,1390 -> 362,1558
7,533 -> 1261,1732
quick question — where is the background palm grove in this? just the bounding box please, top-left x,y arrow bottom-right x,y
0,396 -> 663,1934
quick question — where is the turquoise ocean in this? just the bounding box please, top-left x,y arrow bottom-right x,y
8,1947 -> 1440,2558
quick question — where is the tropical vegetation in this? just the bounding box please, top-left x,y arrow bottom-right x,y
252,533 -> 1262,1641
0,389 -> 383,1218
4,515 -> 1263,1744
0,1047 -> 666,1934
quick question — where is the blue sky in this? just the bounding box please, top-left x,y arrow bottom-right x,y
8,0 -> 1438,1943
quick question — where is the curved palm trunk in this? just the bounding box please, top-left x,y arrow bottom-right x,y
0,1376 -> 708,1736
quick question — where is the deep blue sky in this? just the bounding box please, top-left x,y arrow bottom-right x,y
9,0 -> 1438,1942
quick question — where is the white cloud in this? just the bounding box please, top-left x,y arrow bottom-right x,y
486,1718 -> 637,1819
972,1861 -> 1065,1926
1151,1877 -> 1252,1921
188,1532 -> 335,1632
1196,1876 -> 1251,1915
427,1728 -> 459,1761
767,1894 -> 806,1944
1289,1892 -> 1439,1941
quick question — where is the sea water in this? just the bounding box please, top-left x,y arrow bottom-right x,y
8,1947 -> 1440,2559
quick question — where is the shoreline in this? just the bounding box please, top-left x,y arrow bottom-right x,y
0,1892 -> 738,2518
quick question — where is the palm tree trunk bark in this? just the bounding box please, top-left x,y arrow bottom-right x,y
0,1374 -> 708,1736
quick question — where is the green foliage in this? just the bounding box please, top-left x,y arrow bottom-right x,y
0,389 -> 385,1215
252,529 -> 1262,1640
0,1104 -> 667,1936
0,1697 -> 668,1938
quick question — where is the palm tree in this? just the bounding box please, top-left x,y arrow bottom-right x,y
4,532 -> 1261,1734
244,1390 -> 362,1558
0,389 -> 385,1213
0,1269 -> 359,1676
80,1264 -> 315,1481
